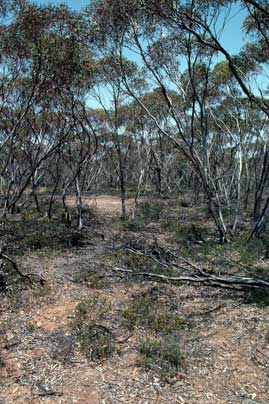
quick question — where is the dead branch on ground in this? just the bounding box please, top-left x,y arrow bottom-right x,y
0,242 -> 45,285
108,265 -> 269,290
110,242 -> 269,290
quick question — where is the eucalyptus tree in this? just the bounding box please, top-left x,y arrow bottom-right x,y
88,54 -> 144,218
0,2 -> 98,220
87,0 -> 229,240
240,2 -> 269,234
88,0 -> 269,240
129,89 -> 188,198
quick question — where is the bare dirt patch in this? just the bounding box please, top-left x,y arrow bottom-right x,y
65,194 -> 135,216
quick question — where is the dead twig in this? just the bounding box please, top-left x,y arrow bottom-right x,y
0,243 -> 32,283
2,253 -> 33,283
116,334 -> 133,344
188,304 -> 224,317
34,391 -> 64,397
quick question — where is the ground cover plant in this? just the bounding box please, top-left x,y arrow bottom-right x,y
0,0 -> 269,402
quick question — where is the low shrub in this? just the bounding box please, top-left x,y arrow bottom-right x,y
139,201 -> 163,221
244,287 -> 269,307
122,294 -> 184,333
71,297 -> 115,360
139,336 -> 182,382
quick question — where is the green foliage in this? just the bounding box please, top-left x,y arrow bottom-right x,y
113,249 -> 178,279
0,346 -> 5,369
3,279 -> 50,310
0,356 -> 5,368
121,294 -> 184,333
162,221 -> 206,244
71,297 -> 115,360
150,313 -> 184,334
138,201 -> 163,221
139,336 -> 182,382
245,288 -> 269,307
243,5 -> 269,35
31,282 -> 51,299
72,297 -> 110,328
83,205 -> 97,222
212,60 -> 234,84
114,201 -> 163,232
0,217 -> 87,252
235,237 -> 268,264
97,55 -> 140,84
180,200 -> 190,208
5,2 -> 94,95
78,325 -> 115,360
5,285 -> 24,309
26,322 -> 36,333
118,218 -> 145,232
122,296 -> 151,330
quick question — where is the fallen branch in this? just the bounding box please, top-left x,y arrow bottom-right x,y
2,253 -> 33,283
118,242 -> 269,289
188,304 -> 224,317
108,265 -> 269,290
34,391 -> 63,397
0,243 -> 45,285
122,245 -> 209,277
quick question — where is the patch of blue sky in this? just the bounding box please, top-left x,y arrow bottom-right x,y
33,0 -> 90,11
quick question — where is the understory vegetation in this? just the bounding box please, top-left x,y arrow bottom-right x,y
0,196 -> 269,402
0,0 -> 269,402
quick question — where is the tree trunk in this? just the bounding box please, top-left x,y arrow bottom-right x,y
75,177 -> 83,230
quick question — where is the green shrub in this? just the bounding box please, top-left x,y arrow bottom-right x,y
237,237 -> 268,264
78,325 -> 115,360
244,287 -> 269,307
0,217 -> 88,252
71,297 -> 109,328
139,336 -> 182,382
139,201 -> 163,221
151,314 -> 184,334
122,296 -> 151,330
121,253 -> 151,269
116,251 -> 176,277
122,219 -> 145,232
5,285 -> 24,309
162,221 -> 207,244
115,217 -> 145,232
71,297 -> 115,360
122,295 -> 184,333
